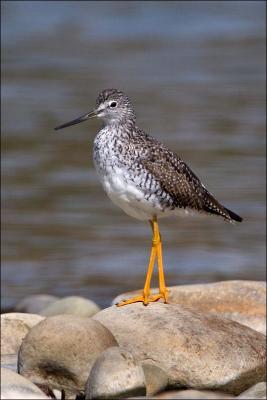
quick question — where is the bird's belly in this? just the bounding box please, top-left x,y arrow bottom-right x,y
99,167 -> 166,221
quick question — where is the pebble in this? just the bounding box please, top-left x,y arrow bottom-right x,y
94,302 -> 266,395
85,346 -> 146,399
112,281 -> 266,334
39,296 -> 100,317
237,382 -> 267,399
18,314 -> 118,397
1,313 -> 44,354
142,363 -> 168,396
1,367 -> 49,399
15,294 -> 59,314
151,389 -> 234,398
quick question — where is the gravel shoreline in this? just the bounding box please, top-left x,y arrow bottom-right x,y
1,280 -> 266,399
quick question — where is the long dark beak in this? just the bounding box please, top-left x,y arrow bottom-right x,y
54,109 -> 97,131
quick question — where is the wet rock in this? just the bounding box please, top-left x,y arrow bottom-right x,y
94,302 -> 266,395
142,363 -> 168,396
85,346 -> 146,399
1,367 -> 49,399
1,313 -> 44,354
152,389 -> 234,399
1,354 -> 18,372
18,315 -> 118,397
15,294 -> 59,314
40,296 -> 100,317
113,281 -> 266,335
237,382 -> 267,399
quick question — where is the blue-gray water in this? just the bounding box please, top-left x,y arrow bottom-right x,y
2,1 -> 266,309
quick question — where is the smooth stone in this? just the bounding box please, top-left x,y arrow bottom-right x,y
152,389 -> 234,399
39,296 -> 100,317
142,363 -> 168,396
1,354 -> 18,372
18,315 -> 118,397
1,367 -> 49,399
85,346 -> 146,399
94,302 -> 266,395
1,313 -> 44,354
112,281 -> 266,335
52,389 -> 62,399
237,382 -> 267,399
15,295 -> 59,314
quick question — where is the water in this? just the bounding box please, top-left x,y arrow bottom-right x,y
2,1 -> 266,309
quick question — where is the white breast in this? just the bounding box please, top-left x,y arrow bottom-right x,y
99,166 -> 151,220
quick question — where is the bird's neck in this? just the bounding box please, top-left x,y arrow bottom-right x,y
102,119 -> 136,134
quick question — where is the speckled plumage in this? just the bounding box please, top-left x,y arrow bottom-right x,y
92,89 -> 242,223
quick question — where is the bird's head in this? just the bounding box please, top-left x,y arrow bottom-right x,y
55,89 -> 135,131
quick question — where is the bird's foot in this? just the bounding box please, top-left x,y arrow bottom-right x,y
159,287 -> 170,303
116,293 -> 159,307
116,289 -> 169,307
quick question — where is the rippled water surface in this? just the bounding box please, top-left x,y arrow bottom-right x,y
2,1 -> 266,309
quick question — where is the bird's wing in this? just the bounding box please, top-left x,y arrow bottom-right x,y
140,149 -> 206,210
133,131 -> 233,218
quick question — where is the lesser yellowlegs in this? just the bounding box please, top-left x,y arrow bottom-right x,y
55,89 -> 242,306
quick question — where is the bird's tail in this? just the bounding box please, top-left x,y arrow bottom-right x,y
203,192 -> 243,222
223,206 -> 243,222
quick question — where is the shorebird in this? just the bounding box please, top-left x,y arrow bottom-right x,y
55,89 -> 242,306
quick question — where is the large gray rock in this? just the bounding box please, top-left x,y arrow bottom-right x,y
40,296 -> 100,317
112,281 -> 266,334
85,347 -> 146,399
18,315 -> 118,397
94,302 -> 266,395
237,382 -> 266,399
15,295 -> 59,314
1,313 -> 44,354
1,367 -> 49,399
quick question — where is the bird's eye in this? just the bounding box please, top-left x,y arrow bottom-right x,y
110,101 -> 117,108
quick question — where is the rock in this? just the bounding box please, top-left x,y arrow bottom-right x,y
237,382 -> 267,399
1,367 -> 49,399
1,313 -> 44,354
94,302 -> 266,395
39,296 -> 100,317
85,346 -> 146,399
1,354 -> 18,372
15,294 -> 59,314
52,389 -> 62,399
152,389 -> 234,399
142,363 -> 168,396
112,281 -> 266,335
18,315 -> 118,397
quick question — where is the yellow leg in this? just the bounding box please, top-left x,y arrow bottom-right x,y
116,216 -> 169,307
153,219 -> 169,303
143,242 -> 157,302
